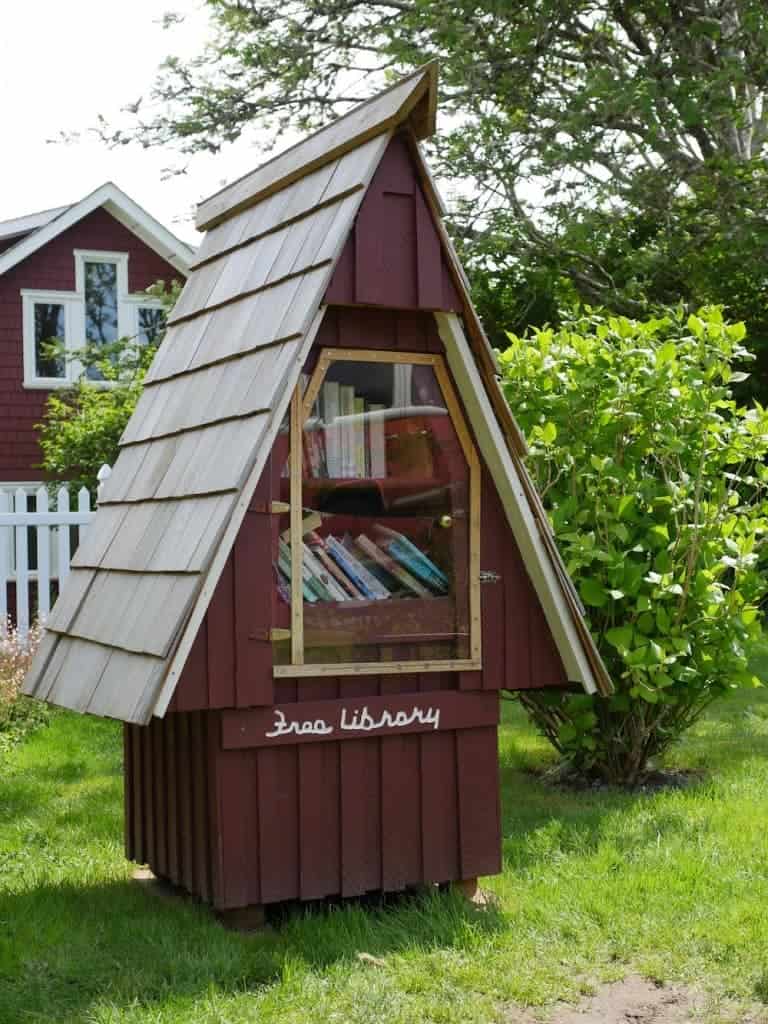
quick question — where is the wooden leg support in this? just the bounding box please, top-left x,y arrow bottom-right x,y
452,878 -> 490,906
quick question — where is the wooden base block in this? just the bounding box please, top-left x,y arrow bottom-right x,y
132,867 -> 191,905
451,877 -> 490,906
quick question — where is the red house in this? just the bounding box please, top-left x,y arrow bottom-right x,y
0,183 -> 194,488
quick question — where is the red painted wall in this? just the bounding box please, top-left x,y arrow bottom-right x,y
325,133 -> 462,311
0,208 -> 183,482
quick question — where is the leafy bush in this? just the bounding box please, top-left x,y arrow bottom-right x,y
0,621 -> 48,756
500,307 -> 768,784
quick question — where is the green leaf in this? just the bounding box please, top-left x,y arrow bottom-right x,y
647,524 -> 669,546
687,314 -> 704,338
541,421 -> 557,444
655,341 -> 677,366
579,578 -> 608,607
606,625 -> 634,649
618,494 -> 636,519
558,723 -> 578,745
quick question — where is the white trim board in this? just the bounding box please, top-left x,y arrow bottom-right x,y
434,311 -> 600,694
0,183 -> 196,279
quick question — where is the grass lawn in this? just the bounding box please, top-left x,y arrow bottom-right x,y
2,667 -> 768,1023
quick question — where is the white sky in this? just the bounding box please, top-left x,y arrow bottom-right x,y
0,1 -> 278,248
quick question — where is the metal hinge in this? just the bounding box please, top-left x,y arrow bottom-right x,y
480,570 -> 501,584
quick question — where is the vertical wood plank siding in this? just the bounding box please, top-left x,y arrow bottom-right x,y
125,707 -> 500,909
324,134 -> 460,312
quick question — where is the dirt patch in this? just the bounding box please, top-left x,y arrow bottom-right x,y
506,975 -> 700,1024
544,975 -> 696,1023
530,766 -> 705,794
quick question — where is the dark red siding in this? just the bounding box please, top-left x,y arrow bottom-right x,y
125,700 -> 501,910
0,208 -> 182,481
325,134 -> 461,312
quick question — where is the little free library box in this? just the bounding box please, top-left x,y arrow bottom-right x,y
24,64 -> 610,914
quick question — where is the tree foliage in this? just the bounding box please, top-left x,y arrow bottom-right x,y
36,281 -> 180,495
102,2 -> 768,369
500,306 -> 768,784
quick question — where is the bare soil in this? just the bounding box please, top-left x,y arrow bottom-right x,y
507,975 -> 701,1024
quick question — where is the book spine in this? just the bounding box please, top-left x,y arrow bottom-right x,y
322,381 -> 341,477
386,538 -> 448,593
278,539 -> 318,602
339,384 -> 355,478
325,536 -> 388,600
368,405 -> 387,478
355,534 -> 431,597
353,396 -> 366,477
306,533 -> 366,599
375,525 -> 450,588
302,543 -> 349,602
339,536 -> 392,599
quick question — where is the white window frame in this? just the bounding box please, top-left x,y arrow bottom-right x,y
22,250 -> 165,389
21,290 -> 81,389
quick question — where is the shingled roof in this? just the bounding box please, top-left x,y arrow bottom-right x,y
24,63 -> 611,722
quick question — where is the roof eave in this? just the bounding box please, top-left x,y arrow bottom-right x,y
0,183 -> 196,279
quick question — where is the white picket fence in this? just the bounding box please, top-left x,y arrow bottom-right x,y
0,485 -> 96,640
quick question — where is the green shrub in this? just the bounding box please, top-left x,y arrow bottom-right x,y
0,621 -> 49,756
500,307 -> 768,784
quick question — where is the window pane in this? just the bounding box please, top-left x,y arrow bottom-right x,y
34,303 -> 66,379
137,306 -> 166,346
280,357 -> 472,667
84,261 -> 118,380
84,262 -> 118,345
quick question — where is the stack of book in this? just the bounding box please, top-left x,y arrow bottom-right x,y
276,526 -> 449,604
304,378 -> 387,480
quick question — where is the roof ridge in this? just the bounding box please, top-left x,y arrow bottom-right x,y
195,61 -> 438,231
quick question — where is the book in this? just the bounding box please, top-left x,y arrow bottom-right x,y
303,420 -> 326,478
373,525 -> 449,593
355,534 -> 431,598
279,537 -> 335,602
306,532 -> 365,599
368,405 -> 387,478
353,396 -> 366,476
322,380 -> 341,477
339,384 -> 355,477
302,542 -> 350,602
325,535 -> 389,600
277,540 -> 318,603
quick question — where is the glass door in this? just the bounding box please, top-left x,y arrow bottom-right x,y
273,349 -> 481,677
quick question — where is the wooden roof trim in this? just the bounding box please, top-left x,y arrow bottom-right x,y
190,183 -> 367,272
402,130 -> 530,459
195,65 -> 435,231
118,407 -> 272,449
435,312 -> 612,696
166,259 -> 333,328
